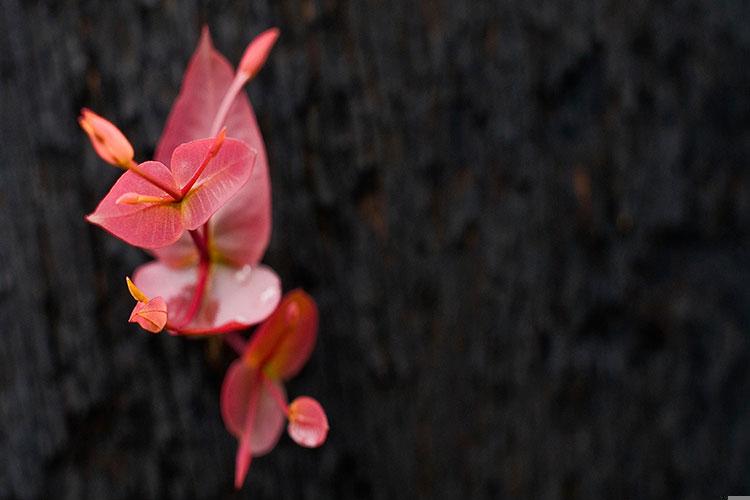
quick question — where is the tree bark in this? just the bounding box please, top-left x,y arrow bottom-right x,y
1,0 -> 749,498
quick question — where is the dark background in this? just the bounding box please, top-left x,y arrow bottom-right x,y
2,0 -> 750,498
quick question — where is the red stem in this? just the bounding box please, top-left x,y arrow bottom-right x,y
225,332 -> 247,356
179,128 -> 227,197
126,160 -> 182,200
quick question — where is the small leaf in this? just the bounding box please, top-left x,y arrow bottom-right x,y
287,396 -> 329,448
244,289 -> 318,380
133,261 -> 281,334
128,296 -> 167,333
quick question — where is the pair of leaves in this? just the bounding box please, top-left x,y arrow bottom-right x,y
88,137 -> 255,249
220,290 -> 329,488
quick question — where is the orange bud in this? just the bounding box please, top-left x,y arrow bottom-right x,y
78,108 -> 134,167
125,276 -> 149,302
238,28 -> 280,80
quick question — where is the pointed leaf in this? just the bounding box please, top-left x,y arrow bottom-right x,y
170,137 -> 256,230
287,396 -> 329,448
153,27 -> 271,267
86,162 -> 183,248
245,289 -> 318,380
133,261 -> 281,334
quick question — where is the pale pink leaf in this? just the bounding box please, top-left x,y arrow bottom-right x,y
221,361 -> 287,454
133,261 -> 281,334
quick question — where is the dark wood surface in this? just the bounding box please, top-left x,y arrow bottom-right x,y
1,0 -> 749,498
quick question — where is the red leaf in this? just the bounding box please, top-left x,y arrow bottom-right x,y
244,289 -> 318,380
153,27 -> 272,267
287,396 -> 329,448
133,261 -> 281,334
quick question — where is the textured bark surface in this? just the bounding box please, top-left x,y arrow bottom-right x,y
1,0 -> 750,498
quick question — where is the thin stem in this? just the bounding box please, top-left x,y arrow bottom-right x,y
189,229 -> 209,261
179,128 -> 227,197
172,257 -> 210,330
260,371 -> 289,415
126,160 -> 182,200
209,73 -> 249,136
225,332 -> 247,356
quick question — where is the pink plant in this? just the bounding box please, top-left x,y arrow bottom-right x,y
80,26 -> 328,489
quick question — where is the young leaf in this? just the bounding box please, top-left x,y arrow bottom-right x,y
132,261 -> 281,334
244,290 -> 319,380
128,296 -> 168,333
287,396 -> 329,448
79,108 -> 134,167
153,27 -> 271,267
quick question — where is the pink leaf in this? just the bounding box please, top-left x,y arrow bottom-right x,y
169,137 -> 256,230
86,162 -> 183,248
287,396 -> 329,448
244,289 -> 319,380
128,296 -> 167,333
133,261 -> 281,334
153,27 -> 271,267
221,361 -> 287,454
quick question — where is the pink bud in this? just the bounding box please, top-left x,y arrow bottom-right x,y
128,296 -> 168,333
238,28 -> 280,80
287,396 -> 329,448
78,108 -> 134,167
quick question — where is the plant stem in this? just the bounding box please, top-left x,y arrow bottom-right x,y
126,160 -> 182,200
209,73 -> 249,136
224,332 -> 247,356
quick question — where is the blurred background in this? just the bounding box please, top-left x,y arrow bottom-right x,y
1,0 -> 750,498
